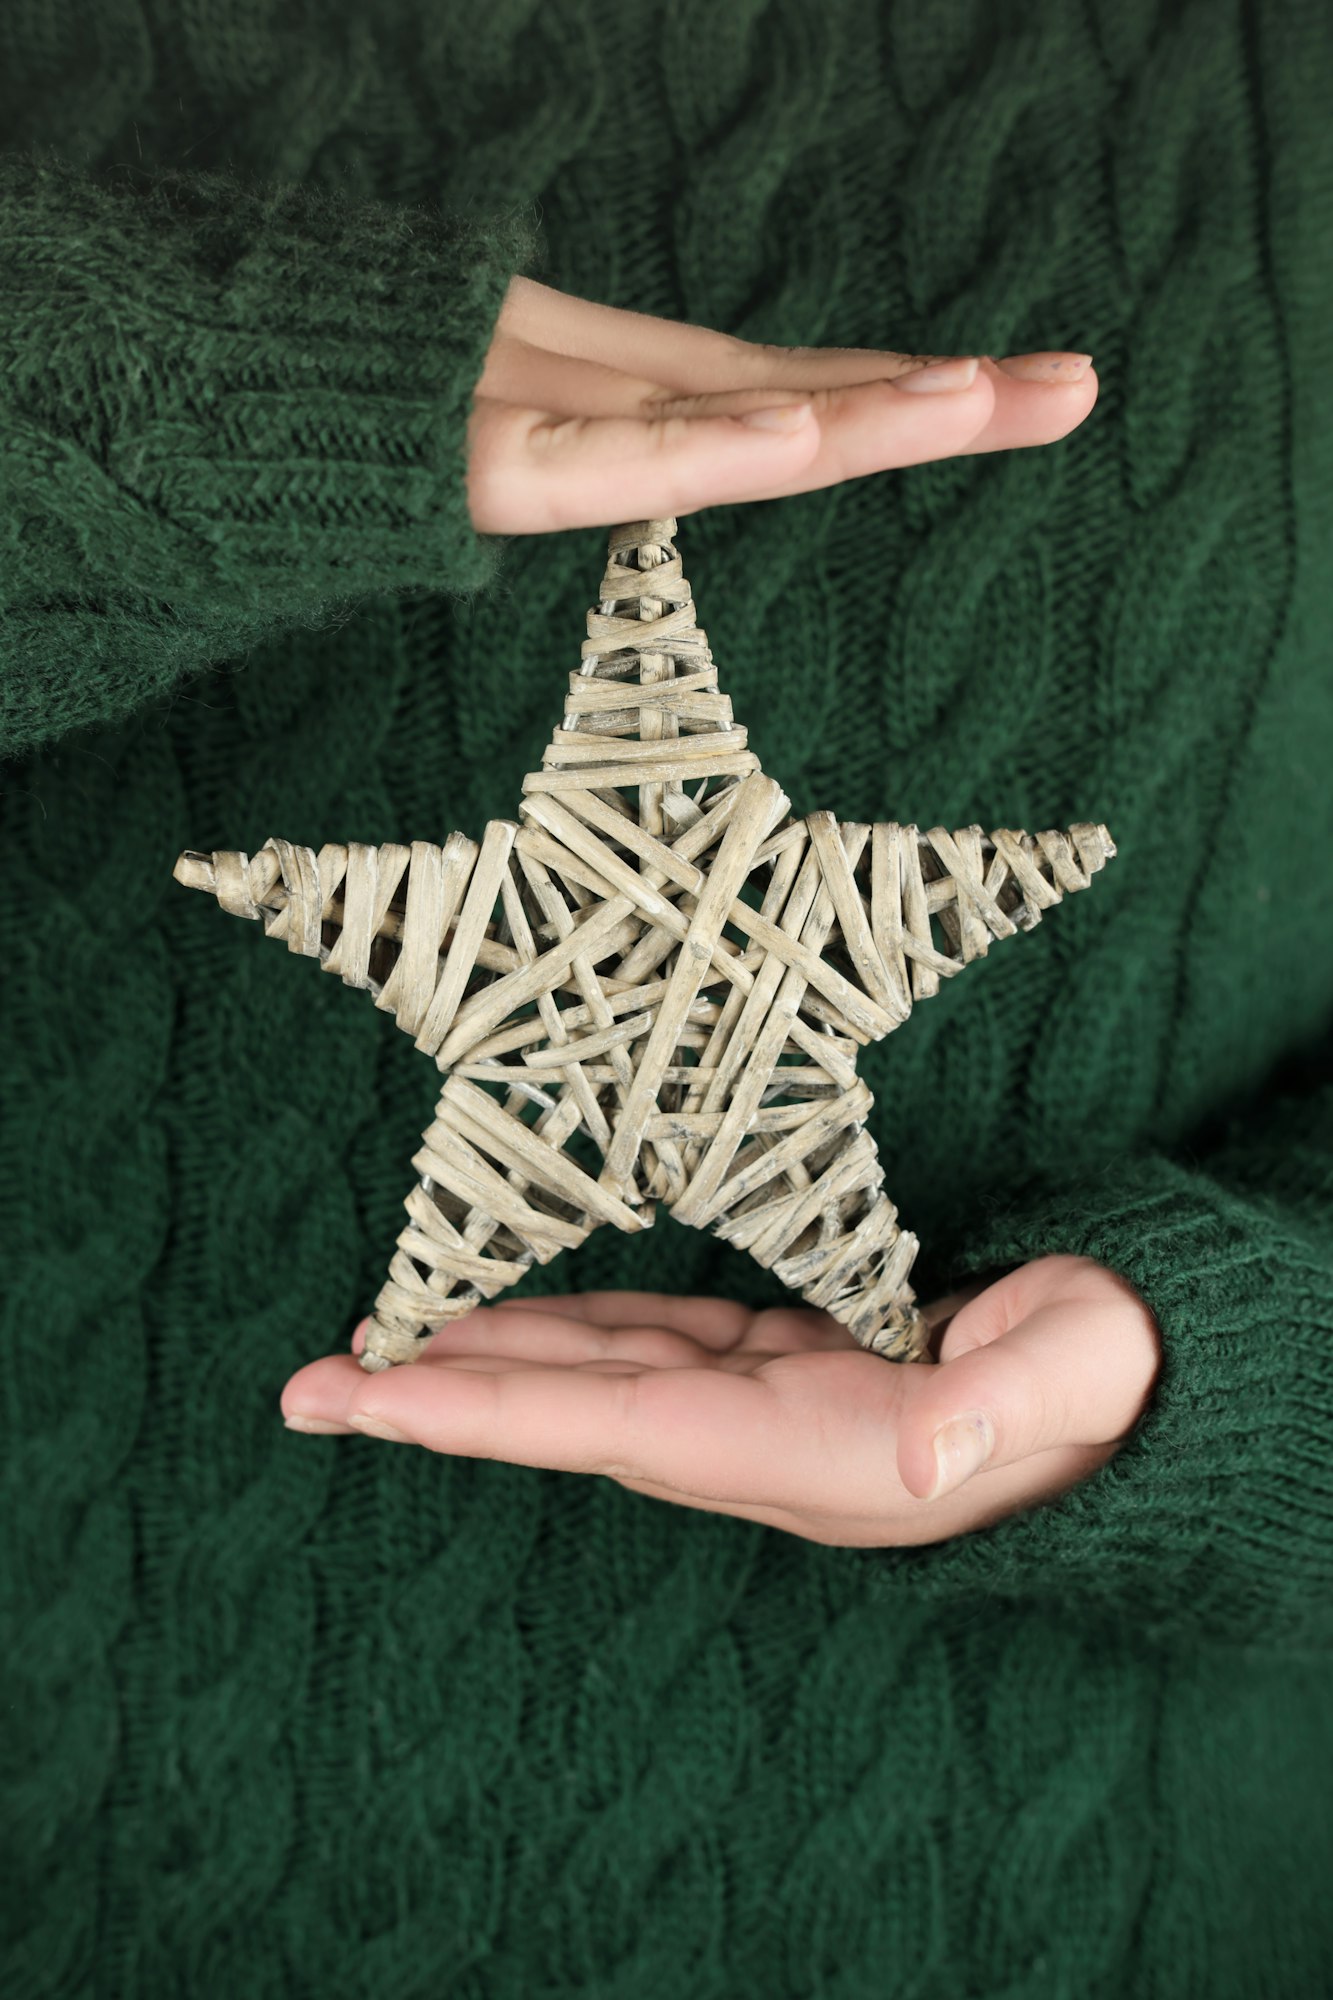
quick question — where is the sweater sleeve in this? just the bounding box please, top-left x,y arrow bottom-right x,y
845,1023 -> 1333,1651
0,145 -> 545,760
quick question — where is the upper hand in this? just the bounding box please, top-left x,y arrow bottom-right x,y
280,1254 -> 1162,1548
466,274 -> 1098,534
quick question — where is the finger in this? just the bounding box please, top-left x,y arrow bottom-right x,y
493,275 -> 921,390
287,1344 -> 1111,1546
488,1291 -> 756,1347
479,326 -> 1096,465
421,1307 -> 731,1371
964,354 -> 1099,457
671,358 -> 1097,486
281,1349 -> 784,1491
352,1298 -> 863,1365
469,359 -> 1101,536
895,1266 -> 1162,1501
350,1294 -> 752,1361
282,1347 -> 894,1507
917,1274 -> 995,1356
494,276 -> 1068,420
417,1306 -> 844,1367
351,1306 -> 693,1368
491,1293 -> 854,1356
466,391 -> 825,535
467,368 -> 1020,535
614,1435 -> 1107,1542
476,325 -> 963,412
289,1350 -> 663,1434
933,1255 -> 1139,1365
861,1439 -> 1115,1544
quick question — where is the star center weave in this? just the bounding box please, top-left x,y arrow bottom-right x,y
174,517 -> 1115,1372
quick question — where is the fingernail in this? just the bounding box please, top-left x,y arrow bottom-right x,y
284,1413 -> 348,1435
994,351 -> 1093,382
894,356 -> 980,394
927,1411 -> 995,1500
350,1412 -> 411,1444
737,401 -> 815,431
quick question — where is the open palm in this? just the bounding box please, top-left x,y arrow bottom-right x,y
282,1256 -> 1162,1546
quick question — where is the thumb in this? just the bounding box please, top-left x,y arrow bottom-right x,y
896,1257 -> 1162,1502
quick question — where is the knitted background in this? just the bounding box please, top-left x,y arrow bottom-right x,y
3,1 -> 1333,1996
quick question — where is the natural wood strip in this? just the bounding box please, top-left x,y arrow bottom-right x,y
926,824 -> 1016,956
827,1224 -> 920,1325
175,515 -> 1116,1371
324,841 -> 378,987
522,1010 -> 654,1070
371,838 -> 447,1037
499,854 -> 612,1154
413,1122 -> 586,1257
868,823 -> 914,1020
788,1191 -> 901,1300
679,832 -> 819,1134
676,827 -> 811,1181
408,822 -> 517,1056
550,785 -> 708,896
808,816 -> 906,1019
898,825 -> 943,999
600,773 -> 788,1193
722,887 -> 900,1041
367,837 -> 471,1037
646,1100 -> 827,1141
465,981 -> 716,1063
690,1079 -> 874,1228
517,807 -> 767,1024
544,726 -> 750,768
669,837 -> 848,1226
446,1077 -> 646,1233
725,1128 -> 880,1260
434,892 -> 639,1070
266,839 -> 324,956
1037,826 -> 1092,894
579,597 -> 704,658
513,844 -> 656,1193
523,752 -> 758,793
521,795 -> 701,941
396,1185 -> 529,1289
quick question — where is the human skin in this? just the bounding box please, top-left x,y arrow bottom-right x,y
281,282 -> 1161,1545
282,1258 -> 1162,1545
464,273 -> 1099,533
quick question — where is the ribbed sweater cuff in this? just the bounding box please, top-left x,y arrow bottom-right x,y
2,147 -> 545,611
844,1153 -> 1333,1649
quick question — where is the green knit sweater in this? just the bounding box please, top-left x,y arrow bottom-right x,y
4,3 -> 1332,1994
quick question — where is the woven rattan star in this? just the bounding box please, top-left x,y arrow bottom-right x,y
174,517 -> 1115,1372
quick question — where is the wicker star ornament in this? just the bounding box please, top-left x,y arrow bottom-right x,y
174,518 -> 1115,1373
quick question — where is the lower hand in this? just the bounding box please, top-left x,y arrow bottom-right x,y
281,1254 -> 1162,1547
467,274 -> 1098,534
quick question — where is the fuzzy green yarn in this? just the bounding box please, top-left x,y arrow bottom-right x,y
3,2 -> 1333,1995
0,147 -> 540,756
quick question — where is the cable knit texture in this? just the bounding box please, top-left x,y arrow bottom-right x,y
0,148 -> 543,752
4,1 -> 1333,1995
